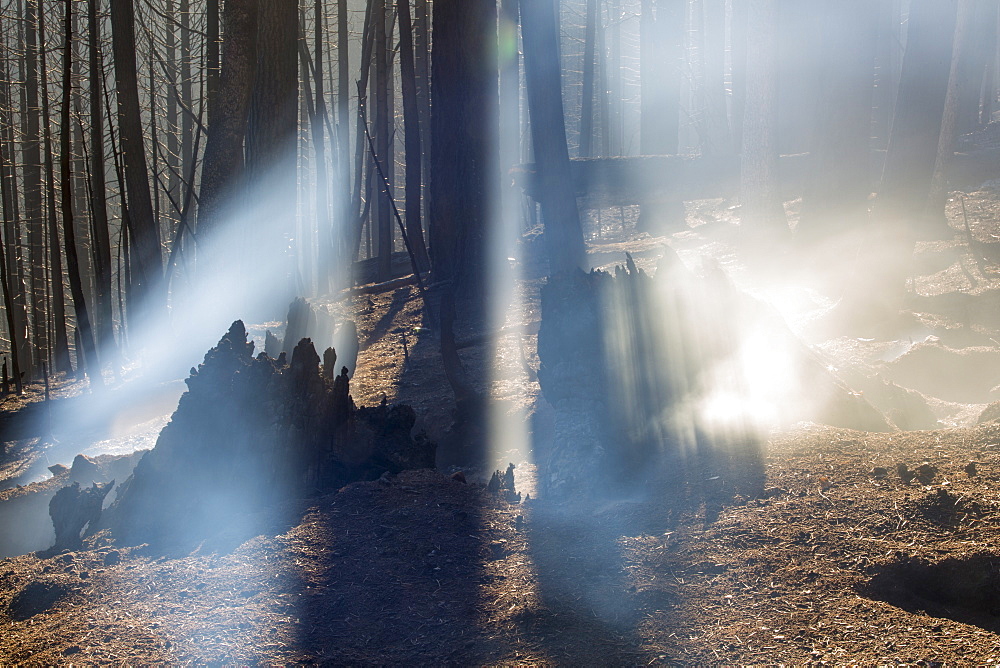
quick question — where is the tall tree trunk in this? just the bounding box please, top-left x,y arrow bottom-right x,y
0,221 -> 23,394
348,0 -> 376,266
956,0 -> 995,135
638,0 -> 684,231
165,0 -> 179,202
38,0 -> 72,373
519,0 -> 587,274
701,0 -> 730,155
872,0 -> 899,149
798,0 -> 878,242
312,0 -> 334,292
740,0 -> 786,236
180,0 -> 194,226
397,0 -> 430,272
928,0 -> 976,223
607,0 -> 623,155
579,0 -> 598,158
0,65 -> 30,384
336,0 -> 351,288
846,0 -> 958,331
730,0 -> 748,152
429,0 -> 500,290
875,0 -> 958,230
22,0 -> 46,375
499,0 -> 522,247
198,0 -> 259,235
88,0 -> 114,356
60,0 -> 100,384
206,0 -> 221,129
413,0 -> 430,221
374,0 -> 391,281
110,0 -> 164,313
247,0 -> 299,309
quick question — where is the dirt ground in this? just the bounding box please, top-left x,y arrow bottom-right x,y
8,171 -> 1000,663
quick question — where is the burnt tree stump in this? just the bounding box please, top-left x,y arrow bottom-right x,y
101,321 -> 433,547
49,481 -> 114,551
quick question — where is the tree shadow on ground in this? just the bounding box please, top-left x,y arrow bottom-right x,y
290,470 -> 503,664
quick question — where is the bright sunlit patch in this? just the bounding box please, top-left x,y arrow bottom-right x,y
699,389 -> 775,431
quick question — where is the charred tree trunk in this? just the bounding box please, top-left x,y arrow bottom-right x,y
729,0 -> 748,152
928,0 -> 976,224
579,0 -> 598,158
739,0 -> 787,239
247,0 -> 299,310
701,0 -> 730,156
845,0 -> 958,332
429,0 -> 499,290
798,0 -> 877,242
348,0 -> 376,266
0,66 -> 29,385
60,0 -> 100,384
374,0 -> 392,281
198,0 -> 259,235
110,0 -> 164,313
0,225 -> 22,394
206,0 -> 221,129
312,0 -> 334,293
22,0 -> 46,374
37,1 -> 72,374
180,0 -> 194,224
397,0 -> 430,272
875,0 -> 957,234
638,0 -> 684,232
336,0 -> 351,288
519,0 -> 587,274
88,0 -> 114,356
413,0 -> 430,219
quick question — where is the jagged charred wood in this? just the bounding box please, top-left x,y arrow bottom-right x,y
101,321 -> 433,547
49,481 -> 113,551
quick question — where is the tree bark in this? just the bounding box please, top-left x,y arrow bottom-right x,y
519,0 -> 587,274
22,0 -> 46,374
397,0 -> 430,272
198,0 -> 259,236
246,0 -> 299,307
374,0 -> 392,281
206,0 -> 221,128
845,0 -> 958,332
61,0 -> 100,384
336,0 -> 351,289
700,0 -> 730,156
37,0 -> 72,374
875,0 -> 958,231
740,0 -> 786,236
429,0 -> 500,288
928,0 -> 976,224
798,0 -> 877,242
348,0 -> 376,266
312,0 -> 334,292
579,0 -> 598,158
88,0 -> 114,356
110,0 -> 164,312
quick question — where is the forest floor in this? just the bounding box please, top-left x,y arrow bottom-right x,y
8,169 -> 1000,662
